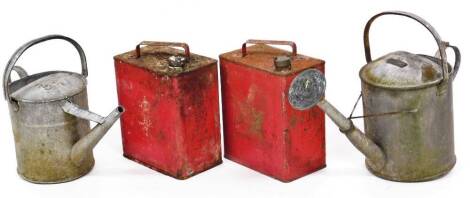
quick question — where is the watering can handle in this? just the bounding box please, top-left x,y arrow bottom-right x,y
444,44 -> 461,81
135,41 -> 190,60
7,66 -> 28,83
242,39 -> 297,57
363,11 -> 451,83
3,34 -> 88,101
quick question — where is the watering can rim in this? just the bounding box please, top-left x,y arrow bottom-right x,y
359,51 -> 455,90
8,71 -> 87,103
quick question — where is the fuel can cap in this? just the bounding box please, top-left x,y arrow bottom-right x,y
274,56 -> 291,70
168,55 -> 187,68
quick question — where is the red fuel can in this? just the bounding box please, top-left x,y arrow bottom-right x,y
114,41 -> 222,179
220,40 -> 325,182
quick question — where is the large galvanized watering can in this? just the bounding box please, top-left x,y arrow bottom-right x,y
288,11 -> 460,182
3,35 -> 124,184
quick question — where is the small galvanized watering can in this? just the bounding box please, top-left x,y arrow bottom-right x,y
288,11 -> 460,182
3,35 -> 124,184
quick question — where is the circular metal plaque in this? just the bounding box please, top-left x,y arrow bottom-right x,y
288,68 -> 326,110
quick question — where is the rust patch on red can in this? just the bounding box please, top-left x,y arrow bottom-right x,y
220,44 -> 324,76
115,42 -> 221,180
238,101 -> 265,138
220,42 -> 326,182
115,46 -> 216,76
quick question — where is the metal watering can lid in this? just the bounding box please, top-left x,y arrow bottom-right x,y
3,35 -> 88,103
10,72 -> 86,102
360,51 -> 446,89
359,11 -> 460,90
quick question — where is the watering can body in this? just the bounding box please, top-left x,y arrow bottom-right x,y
3,35 -> 123,184
288,11 -> 460,182
360,52 -> 456,181
357,11 -> 460,181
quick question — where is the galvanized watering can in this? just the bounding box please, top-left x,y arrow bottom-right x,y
288,11 -> 460,182
3,35 -> 124,184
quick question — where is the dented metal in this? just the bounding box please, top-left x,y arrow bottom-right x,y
3,35 -> 123,184
289,11 -> 460,182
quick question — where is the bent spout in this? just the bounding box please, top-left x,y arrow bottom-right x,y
316,100 -> 386,170
69,105 -> 124,166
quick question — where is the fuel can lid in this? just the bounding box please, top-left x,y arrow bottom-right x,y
114,46 -> 217,76
10,72 -> 86,102
360,51 -> 447,89
219,44 -> 324,76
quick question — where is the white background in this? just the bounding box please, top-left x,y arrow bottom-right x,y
0,0 -> 468,197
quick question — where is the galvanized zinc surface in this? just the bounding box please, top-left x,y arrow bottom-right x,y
10,72 -> 86,102
219,44 -> 324,75
114,46 -> 217,76
360,51 -> 444,89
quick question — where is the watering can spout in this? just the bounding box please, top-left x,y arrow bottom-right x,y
316,100 -> 386,170
61,101 -> 124,166
287,69 -> 386,170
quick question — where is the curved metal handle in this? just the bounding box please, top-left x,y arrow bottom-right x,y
447,44 -> 460,80
3,34 -> 88,101
364,11 -> 450,83
242,39 -> 297,57
8,66 -> 28,83
135,41 -> 190,60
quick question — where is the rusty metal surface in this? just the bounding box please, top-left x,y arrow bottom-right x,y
114,43 -> 216,76
135,41 -> 190,59
220,42 -> 326,182
3,35 -> 123,184
115,43 -> 222,179
242,39 -> 297,57
220,43 -> 324,76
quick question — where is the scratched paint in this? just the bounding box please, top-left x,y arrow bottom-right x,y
220,41 -> 326,182
114,42 -> 222,179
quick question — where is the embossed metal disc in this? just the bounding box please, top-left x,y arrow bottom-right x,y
288,68 -> 326,110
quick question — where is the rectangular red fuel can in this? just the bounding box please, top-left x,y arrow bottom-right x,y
219,40 -> 325,182
114,41 -> 222,179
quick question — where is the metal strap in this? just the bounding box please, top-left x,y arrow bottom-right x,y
348,92 -> 417,120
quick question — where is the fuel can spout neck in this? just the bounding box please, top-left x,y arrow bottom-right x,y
316,100 -> 386,170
